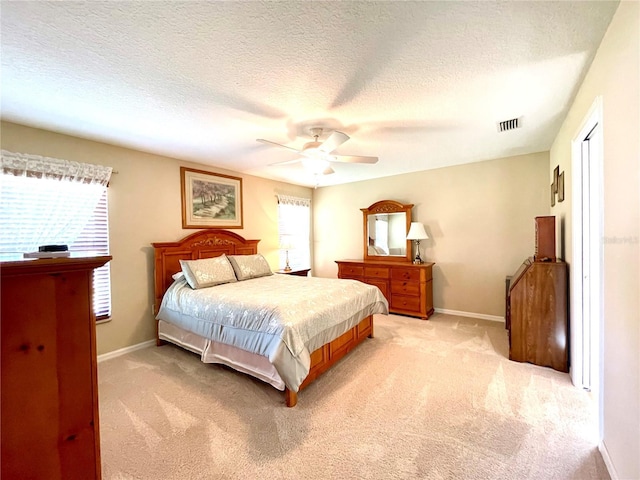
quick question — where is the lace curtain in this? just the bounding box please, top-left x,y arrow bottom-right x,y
1,150 -> 112,184
0,150 -> 113,257
276,194 -> 311,208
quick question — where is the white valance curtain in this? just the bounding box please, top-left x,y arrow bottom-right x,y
0,150 -> 113,257
276,194 -> 311,208
1,149 -> 112,184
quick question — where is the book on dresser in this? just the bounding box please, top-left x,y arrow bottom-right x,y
336,259 -> 435,319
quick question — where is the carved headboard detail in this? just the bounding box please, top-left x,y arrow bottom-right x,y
152,229 -> 259,315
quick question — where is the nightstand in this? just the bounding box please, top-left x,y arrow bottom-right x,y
275,267 -> 311,277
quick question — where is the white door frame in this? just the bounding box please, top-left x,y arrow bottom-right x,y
570,96 -> 604,438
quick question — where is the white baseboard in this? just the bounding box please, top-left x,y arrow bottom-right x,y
434,308 -> 505,323
97,339 -> 155,363
598,440 -> 618,480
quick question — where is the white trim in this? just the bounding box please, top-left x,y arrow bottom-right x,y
570,96 -> 604,443
599,441 -> 618,480
570,96 -> 603,389
97,339 -> 155,363
434,308 -> 504,323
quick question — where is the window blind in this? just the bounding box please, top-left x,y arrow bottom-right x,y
0,172 -> 112,319
70,189 -> 112,319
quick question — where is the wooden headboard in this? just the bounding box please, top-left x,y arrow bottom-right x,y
152,229 -> 259,315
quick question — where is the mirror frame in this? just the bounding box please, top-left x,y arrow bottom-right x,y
361,200 -> 413,263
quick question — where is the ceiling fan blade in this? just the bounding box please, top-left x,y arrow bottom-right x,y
333,155 -> 379,164
319,131 -> 349,153
323,166 -> 335,175
269,158 -> 302,166
257,138 -> 302,154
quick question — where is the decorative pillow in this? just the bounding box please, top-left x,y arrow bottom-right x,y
172,271 -> 185,281
179,255 -> 237,289
227,254 -> 273,281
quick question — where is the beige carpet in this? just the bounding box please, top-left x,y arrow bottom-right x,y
98,313 -> 609,479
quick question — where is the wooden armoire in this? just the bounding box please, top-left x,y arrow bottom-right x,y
1,256 -> 111,480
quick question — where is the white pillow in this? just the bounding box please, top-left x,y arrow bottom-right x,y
179,255 -> 237,289
172,271 -> 185,281
227,254 -> 273,281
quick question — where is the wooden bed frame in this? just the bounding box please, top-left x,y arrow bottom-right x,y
152,229 -> 374,407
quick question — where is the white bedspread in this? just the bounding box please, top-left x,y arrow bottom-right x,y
156,274 -> 388,391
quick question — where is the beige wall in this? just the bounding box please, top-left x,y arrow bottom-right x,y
0,121 -> 312,355
549,1 -> 639,478
3,6 -> 637,473
313,152 -> 550,318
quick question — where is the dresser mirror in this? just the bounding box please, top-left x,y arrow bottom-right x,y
361,200 -> 413,262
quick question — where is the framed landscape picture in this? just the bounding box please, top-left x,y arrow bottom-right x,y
180,167 -> 243,229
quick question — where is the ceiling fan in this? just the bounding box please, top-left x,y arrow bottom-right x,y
257,127 -> 378,175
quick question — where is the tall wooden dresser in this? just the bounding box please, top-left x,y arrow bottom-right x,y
336,259 -> 434,319
506,257 -> 568,372
1,256 -> 111,480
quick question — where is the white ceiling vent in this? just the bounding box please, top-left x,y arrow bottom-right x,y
497,117 -> 521,132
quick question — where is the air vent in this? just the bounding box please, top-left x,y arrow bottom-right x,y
497,117 -> 521,132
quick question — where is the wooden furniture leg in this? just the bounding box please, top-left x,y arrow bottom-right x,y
284,389 -> 298,407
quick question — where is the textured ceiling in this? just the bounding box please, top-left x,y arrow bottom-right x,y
1,1 -> 619,187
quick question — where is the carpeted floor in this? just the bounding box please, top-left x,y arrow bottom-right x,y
98,313 -> 610,479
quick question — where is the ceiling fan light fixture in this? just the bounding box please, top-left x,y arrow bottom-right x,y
259,126 -> 376,174
301,157 -> 331,175
301,146 -> 334,162
302,141 -> 322,151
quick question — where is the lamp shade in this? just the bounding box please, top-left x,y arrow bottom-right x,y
406,222 -> 428,240
279,235 -> 294,250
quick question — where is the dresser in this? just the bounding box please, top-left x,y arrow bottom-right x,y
336,259 -> 434,319
1,256 -> 111,480
506,257 -> 568,372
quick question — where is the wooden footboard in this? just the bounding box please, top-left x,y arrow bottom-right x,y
284,314 -> 374,407
153,230 -> 376,409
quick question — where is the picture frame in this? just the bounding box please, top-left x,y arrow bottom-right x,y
558,171 -> 565,202
553,165 -> 560,194
551,184 -> 556,207
180,167 -> 243,229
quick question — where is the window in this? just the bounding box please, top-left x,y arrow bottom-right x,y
277,195 -> 311,270
71,189 -> 111,320
374,218 -> 389,254
0,150 -> 113,319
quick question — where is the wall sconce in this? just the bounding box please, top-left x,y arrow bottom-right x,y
406,222 -> 429,264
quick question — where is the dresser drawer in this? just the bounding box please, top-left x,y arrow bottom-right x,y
391,280 -> 420,296
390,294 -> 421,313
391,268 -> 420,281
365,278 -> 388,299
339,265 -> 364,278
364,267 -> 389,279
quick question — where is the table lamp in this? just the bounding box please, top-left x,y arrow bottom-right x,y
279,235 -> 294,271
406,222 -> 429,264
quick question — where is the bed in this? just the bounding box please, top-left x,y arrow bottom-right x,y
152,229 -> 388,407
